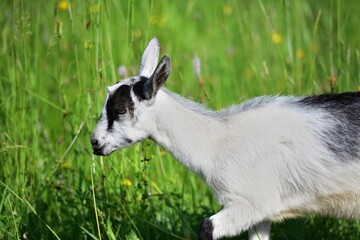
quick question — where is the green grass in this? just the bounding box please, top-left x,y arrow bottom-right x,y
1,0 -> 360,239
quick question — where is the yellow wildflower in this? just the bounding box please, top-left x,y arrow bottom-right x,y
223,5 -> 233,16
61,162 -> 71,169
58,1 -> 68,10
296,49 -> 304,59
134,29 -> 142,39
122,179 -> 132,187
272,32 -> 283,44
329,76 -> 336,85
84,41 -> 94,49
137,194 -> 142,201
90,4 -> 100,14
357,86 -> 360,92
149,15 -> 168,27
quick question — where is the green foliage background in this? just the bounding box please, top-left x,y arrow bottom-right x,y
1,0 -> 360,239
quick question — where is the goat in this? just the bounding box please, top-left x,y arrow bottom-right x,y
90,38 -> 360,240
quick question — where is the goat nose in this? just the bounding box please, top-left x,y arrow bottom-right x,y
91,137 -> 99,147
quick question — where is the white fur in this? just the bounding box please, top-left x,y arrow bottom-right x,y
139,38 -> 160,78
140,90 -> 360,239
91,38 -> 360,240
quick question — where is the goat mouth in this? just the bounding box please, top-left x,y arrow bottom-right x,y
92,146 -> 106,156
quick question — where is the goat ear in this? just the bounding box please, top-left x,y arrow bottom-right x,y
142,55 -> 171,100
139,38 -> 160,78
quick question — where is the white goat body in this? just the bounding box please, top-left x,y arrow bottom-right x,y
91,38 -> 360,240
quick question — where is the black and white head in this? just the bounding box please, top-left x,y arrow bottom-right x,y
90,38 -> 171,155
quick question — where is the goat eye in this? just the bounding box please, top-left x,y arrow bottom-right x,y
115,109 -> 127,115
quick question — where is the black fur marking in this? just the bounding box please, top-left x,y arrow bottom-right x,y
125,138 -> 133,144
106,85 -> 134,130
132,76 -> 150,100
133,55 -> 171,100
298,92 -> 360,160
199,219 -> 214,240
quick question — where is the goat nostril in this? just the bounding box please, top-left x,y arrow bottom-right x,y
91,138 -> 99,147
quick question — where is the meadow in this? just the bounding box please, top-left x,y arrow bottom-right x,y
1,0 -> 360,239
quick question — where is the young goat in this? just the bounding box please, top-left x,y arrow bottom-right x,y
91,38 -> 360,240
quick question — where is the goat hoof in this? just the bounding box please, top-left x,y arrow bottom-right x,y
199,218 -> 214,240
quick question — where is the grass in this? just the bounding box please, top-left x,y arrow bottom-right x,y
1,0 -> 360,239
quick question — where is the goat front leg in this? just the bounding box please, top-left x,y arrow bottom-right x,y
199,205 -> 269,240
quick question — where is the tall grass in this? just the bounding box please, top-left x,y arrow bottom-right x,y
1,0 -> 359,239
